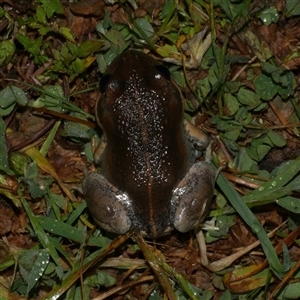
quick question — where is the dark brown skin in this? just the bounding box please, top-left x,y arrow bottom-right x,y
98,51 -> 190,236
83,50 -> 215,238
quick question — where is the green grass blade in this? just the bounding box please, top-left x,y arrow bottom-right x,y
21,198 -> 64,278
216,170 -> 283,275
243,157 -> 300,204
37,216 -> 110,248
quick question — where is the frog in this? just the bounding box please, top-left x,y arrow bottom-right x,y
82,50 -> 216,239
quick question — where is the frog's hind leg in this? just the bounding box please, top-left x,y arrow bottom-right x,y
172,142 -> 215,233
83,173 -> 132,235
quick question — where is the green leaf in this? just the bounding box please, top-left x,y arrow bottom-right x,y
243,157 -> 300,204
104,28 -> 127,50
21,198 -> 64,278
285,0 -> 300,17
197,77 -> 211,99
224,93 -> 239,116
22,163 -> 53,198
253,102 -> 268,112
48,192 -> 67,210
27,249 -> 50,294
0,118 -> 14,175
251,133 -> 271,147
278,71 -> 295,98
77,40 -> 105,58
267,131 -> 286,147
254,73 -> 278,100
171,70 -> 185,88
133,18 -> 154,38
224,81 -> 241,94
216,169 -> 283,274
42,243 -> 120,300
9,152 -> 30,176
271,160 -> 297,177
10,277 -> 28,295
283,282 -> 300,298
84,271 -> 116,288
210,67 -> 223,97
18,249 -> 40,283
0,104 -> 14,116
66,201 -> 88,225
0,40 -> 16,65
282,243 -> 291,272
40,85 -> 65,112
160,0 -> 176,19
62,112 -> 91,142
37,216 -> 110,248
213,0 -> 249,20
258,7 -> 279,26
16,34 -> 43,58
84,142 -> 94,163
65,40 -> 77,58
213,0 -> 233,19
256,144 -> 271,161
242,30 -> 273,61
237,87 -> 260,108
0,85 -> 28,110
96,47 -> 118,74
131,18 -> 155,50
236,147 -> 258,172
156,44 -> 179,58
48,236 -> 72,265
40,0 -> 63,18
261,62 -> 278,74
219,290 -> 232,300
70,57 -> 95,81
102,10 -> 112,29
39,25 -> 49,36
222,128 -> 242,141
261,63 -> 295,98
277,196 -> 300,213
235,106 -> 251,123
201,45 -> 216,69
58,26 -> 76,43
36,6 -> 47,24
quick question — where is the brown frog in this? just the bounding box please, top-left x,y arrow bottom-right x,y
83,50 -> 216,239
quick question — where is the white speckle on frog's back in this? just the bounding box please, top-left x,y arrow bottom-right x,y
112,71 -> 171,186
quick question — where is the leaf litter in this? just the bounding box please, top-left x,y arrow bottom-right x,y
1,0 -> 300,299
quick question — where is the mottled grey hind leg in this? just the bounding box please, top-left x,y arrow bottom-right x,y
83,173 -> 132,234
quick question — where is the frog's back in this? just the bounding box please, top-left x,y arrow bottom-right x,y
98,51 -> 191,237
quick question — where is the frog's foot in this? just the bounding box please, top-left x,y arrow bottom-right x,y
184,119 -> 211,150
204,138 -> 213,163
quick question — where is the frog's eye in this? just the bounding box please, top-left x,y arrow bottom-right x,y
99,74 -> 111,93
155,65 -> 170,81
